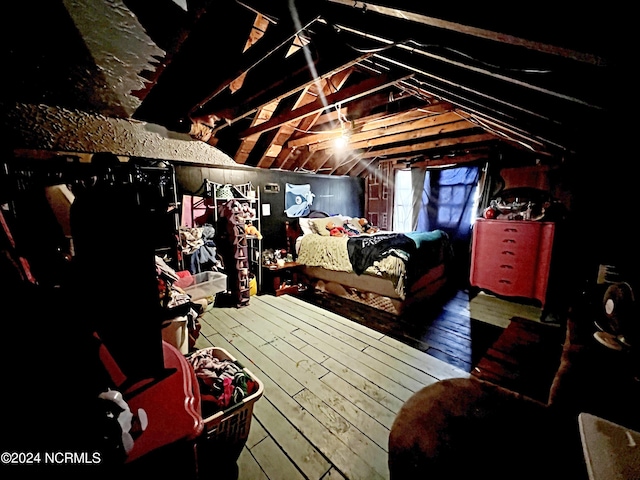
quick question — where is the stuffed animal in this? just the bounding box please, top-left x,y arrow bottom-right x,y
325,221 -> 348,237
245,222 -> 263,239
358,217 -> 379,234
97,389 -> 148,457
240,203 -> 256,220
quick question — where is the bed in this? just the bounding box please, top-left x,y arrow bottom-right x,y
286,213 -> 453,315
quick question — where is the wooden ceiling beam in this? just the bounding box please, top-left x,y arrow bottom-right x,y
454,110 -> 550,153
234,100 -> 280,164
325,0 -> 604,65
336,120 -> 478,153
350,157 -> 378,178
331,152 -> 365,176
309,114 -> 475,153
196,21 -> 374,127
236,91 -> 302,166
359,132 -> 496,159
239,87 -> 312,166
311,152 -> 335,174
288,102 -> 453,148
301,150 -> 334,173
279,145 -> 309,171
403,150 -> 492,169
269,144 -> 304,170
315,147 -> 361,175
240,72 -> 414,138
356,102 -> 453,131
255,68 -> 354,168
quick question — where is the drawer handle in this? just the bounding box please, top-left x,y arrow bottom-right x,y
502,239 -> 516,243
500,264 -> 513,269
504,228 -> 518,232
501,251 -> 515,256
498,279 -> 512,284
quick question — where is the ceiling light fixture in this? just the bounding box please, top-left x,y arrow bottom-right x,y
333,121 -> 354,150
333,103 -> 352,150
334,131 -> 350,149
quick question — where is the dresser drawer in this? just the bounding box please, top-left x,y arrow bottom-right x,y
474,220 -> 541,249
479,261 -> 538,297
469,219 -> 555,306
471,250 -> 537,297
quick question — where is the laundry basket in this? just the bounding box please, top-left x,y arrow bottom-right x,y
188,347 -> 264,475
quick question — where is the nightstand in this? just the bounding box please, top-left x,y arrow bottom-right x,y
263,262 -> 305,296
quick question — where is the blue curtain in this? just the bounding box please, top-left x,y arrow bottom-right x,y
415,166 -> 479,241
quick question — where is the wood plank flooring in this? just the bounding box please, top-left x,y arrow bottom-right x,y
297,286 -> 506,373
193,293 -> 470,480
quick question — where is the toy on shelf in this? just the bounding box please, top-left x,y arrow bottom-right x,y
245,222 -> 262,240
239,202 -> 257,220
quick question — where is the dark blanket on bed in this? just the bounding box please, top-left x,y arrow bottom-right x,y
346,230 -> 452,279
347,233 -> 416,275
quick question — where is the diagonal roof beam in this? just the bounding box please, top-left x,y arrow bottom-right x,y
254,68 -> 354,168
311,118 -> 478,153
193,20 -> 374,127
189,13 -> 323,117
239,71 -> 414,138
324,0 -> 604,65
359,132 -> 496,159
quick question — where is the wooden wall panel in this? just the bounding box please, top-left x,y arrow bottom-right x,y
364,161 -> 394,230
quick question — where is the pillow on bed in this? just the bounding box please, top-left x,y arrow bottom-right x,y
309,216 -> 338,236
299,218 -> 315,236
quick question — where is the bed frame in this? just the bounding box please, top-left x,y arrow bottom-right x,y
285,216 -> 450,315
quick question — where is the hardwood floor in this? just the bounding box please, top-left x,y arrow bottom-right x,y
192,293 -> 470,480
296,285 -> 506,372
188,284 -> 563,480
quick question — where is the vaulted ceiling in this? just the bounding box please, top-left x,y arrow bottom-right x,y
3,0 -> 623,176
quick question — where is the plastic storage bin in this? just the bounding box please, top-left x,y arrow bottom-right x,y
174,271 -> 227,300
189,347 -> 264,475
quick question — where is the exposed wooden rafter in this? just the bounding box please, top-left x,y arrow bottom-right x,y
240,71 -> 414,139
13,0 -> 607,176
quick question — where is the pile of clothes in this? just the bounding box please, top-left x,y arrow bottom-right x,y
155,256 -> 203,350
188,348 -> 258,413
179,224 -> 224,274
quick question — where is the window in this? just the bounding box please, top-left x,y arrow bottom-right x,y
429,166 -> 479,233
392,169 -> 413,232
394,166 -> 480,240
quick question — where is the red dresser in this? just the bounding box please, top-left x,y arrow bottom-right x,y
469,219 -> 555,307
